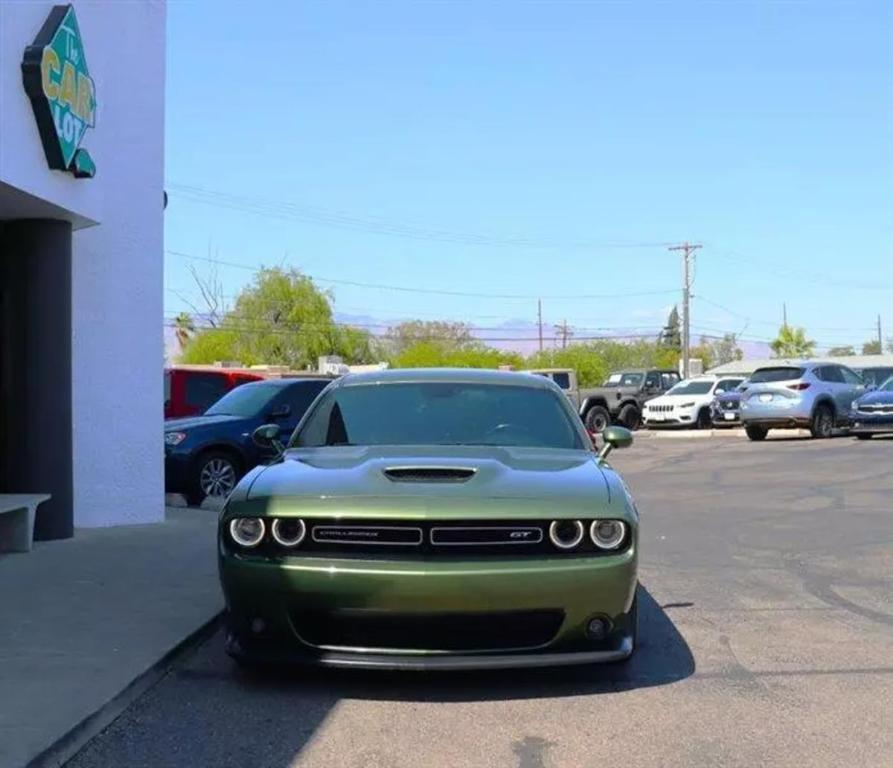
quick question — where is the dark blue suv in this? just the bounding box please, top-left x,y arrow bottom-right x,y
165,377 -> 333,505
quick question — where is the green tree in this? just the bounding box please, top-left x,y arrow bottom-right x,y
180,267 -> 374,368
862,339 -> 882,355
658,306 -> 682,351
706,333 -> 743,366
828,345 -> 856,357
386,321 -> 474,354
391,340 -> 522,370
770,325 -> 816,358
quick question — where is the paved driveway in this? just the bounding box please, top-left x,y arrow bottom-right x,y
72,436 -> 893,768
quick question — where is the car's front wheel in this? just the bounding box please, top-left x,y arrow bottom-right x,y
855,433 -> 872,440
745,425 -> 768,441
192,450 -> 241,505
617,404 -> 641,430
696,407 -> 712,430
810,404 -> 834,439
584,405 -> 611,434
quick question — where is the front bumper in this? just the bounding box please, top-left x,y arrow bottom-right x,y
850,415 -> 893,434
164,450 -> 192,493
220,550 -> 637,669
643,408 -> 697,427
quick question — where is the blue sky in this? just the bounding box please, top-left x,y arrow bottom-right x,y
164,0 -> 892,352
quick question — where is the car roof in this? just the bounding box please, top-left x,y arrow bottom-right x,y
336,367 -> 555,389
242,376 -> 335,388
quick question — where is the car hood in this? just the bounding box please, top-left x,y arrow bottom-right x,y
242,445 -> 614,518
714,392 -> 742,404
855,390 -> 893,406
165,414 -> 247,432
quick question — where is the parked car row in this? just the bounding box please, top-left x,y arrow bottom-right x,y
640,362 -> 893,441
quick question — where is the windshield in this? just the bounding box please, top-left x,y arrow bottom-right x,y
163,371 -> 171,406
605,372 -> 644,387
205,381 -> 279,418
749,367 -> 804,384
881,376 -> 893,393
860,367 -> 893,388
668,380 -> 714,395
292,382 -> 584,449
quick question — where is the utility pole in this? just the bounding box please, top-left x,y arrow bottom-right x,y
878,314 -> 883,354
668,242 -> 702,379
553,319 -> 572,349
783,303 -> 788,328
538,299 -> 543,353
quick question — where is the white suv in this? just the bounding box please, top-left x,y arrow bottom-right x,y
643,376 -> 744,429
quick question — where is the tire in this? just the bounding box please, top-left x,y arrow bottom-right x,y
855,433 -> 872,440
745,425 -> 768,441
617,404 -> 641,430
192,450 -> 241,502
183,490 -> 206,508
810,404 -> 834,439
696,407 -> 712,430
584,405 -> 611,434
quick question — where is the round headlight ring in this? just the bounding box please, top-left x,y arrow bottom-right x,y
229,517 -> 265,548
590,519 -> 626,550
548,519 -> 585,550
271,518 -> 306,547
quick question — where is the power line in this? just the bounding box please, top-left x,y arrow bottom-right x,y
165,248 -> 681,301
166,183 -> 674,251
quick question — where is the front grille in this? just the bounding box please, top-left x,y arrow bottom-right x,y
234,519 -> 629,559
293,609 -> 564,652
721,400 -> 739,411
858,404 -> 893,414
650,404 -> 674,413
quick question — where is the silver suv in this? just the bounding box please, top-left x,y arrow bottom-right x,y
739,362 -> 866,441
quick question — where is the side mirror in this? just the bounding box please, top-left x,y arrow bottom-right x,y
715,389 -> 725,395
252,423 -> 284,454
269,404 -> 291,420
598,426 -> 633,461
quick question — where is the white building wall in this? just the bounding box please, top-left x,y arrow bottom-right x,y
0,0 -> 166,527
71,1 -> 166,527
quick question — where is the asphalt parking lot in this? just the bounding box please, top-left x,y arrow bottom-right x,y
74,435 -> 892,768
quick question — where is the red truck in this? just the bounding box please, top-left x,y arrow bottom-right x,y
164,366 -> 265,419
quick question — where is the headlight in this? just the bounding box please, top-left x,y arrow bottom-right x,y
679,402 -> 696,408
548,519 -> 584,550
229,518 -> 265,548
590,519 -> 627,550
164,431 -> 187,446
271,518 -> 306,547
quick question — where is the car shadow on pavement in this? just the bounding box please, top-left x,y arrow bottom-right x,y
251,584 -> 694,703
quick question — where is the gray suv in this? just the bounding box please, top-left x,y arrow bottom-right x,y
739,362 -> 866,441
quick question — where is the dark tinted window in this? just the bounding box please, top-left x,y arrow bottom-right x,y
294,383 -> 583,449
164,371 -> 171,405
716,378 -> 743,392
205,381 -> 282,417
184,372 -> 230,412
859,367 -> 893,387
605,372 -> 644,387
839,367 -> 863,385
551,372 -> 571,389
749,367 -> 804,383
273,380 -> 330,418
645,372 -> 661,389
818,366 -> 844,383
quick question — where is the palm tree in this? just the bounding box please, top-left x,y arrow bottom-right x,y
770,325 -> 815,358
173,312 -> 195,351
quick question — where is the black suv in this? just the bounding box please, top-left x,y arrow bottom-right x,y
579,369 -> 680,432
164,377 -> 333,505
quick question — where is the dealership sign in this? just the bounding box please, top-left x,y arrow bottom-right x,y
21,5 -> 96,178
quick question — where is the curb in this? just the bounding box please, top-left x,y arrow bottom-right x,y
25,611 -> 224,768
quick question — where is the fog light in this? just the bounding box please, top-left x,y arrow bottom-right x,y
586,617 -> 611,640
548,520 -> 584,550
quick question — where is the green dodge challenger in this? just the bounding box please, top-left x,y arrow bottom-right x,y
219,368 -> 639,670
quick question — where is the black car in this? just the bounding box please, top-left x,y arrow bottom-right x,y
165,377 -> 333,505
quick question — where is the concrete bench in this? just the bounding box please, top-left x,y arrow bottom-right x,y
0,494 -> 51,553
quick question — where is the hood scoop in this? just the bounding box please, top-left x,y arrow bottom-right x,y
383,466 -> 477,483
